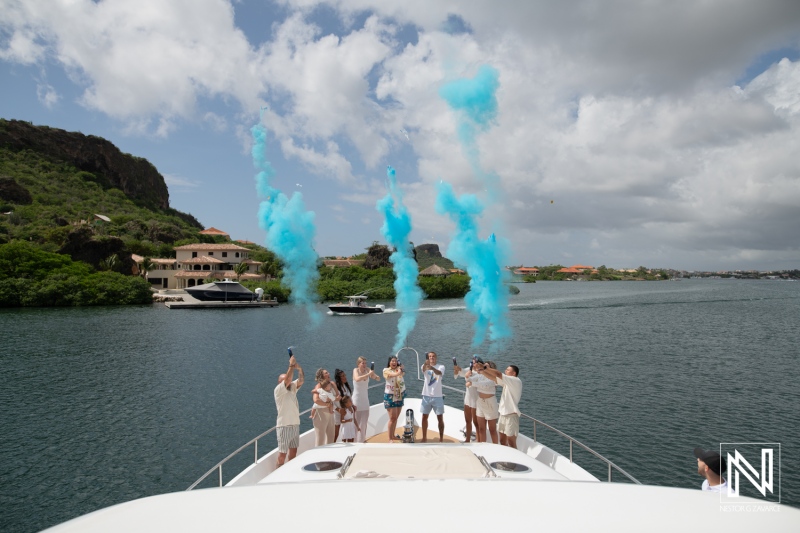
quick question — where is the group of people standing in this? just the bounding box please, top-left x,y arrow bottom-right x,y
272,350 -> 523,467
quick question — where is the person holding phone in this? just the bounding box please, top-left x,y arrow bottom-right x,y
274,354 -> 304,467
453,356 -> 479,443
352,356 -> 380,442
383,356 -> 405,442
420,351 -> 446,442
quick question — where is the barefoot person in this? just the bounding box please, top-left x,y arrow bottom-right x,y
274,354 -> 304,467
480,364 -> 522,448
468,358 -> 499,443
311,369 -> 338,446
454,357 -> 479,443
383,356 -> 406,442
333,369 -> 352,442
420,351 -> 445,442
352,357 -> 380,442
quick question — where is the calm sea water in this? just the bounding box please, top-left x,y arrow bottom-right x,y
1,280 -> 798,532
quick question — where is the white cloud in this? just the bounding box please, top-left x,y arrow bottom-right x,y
1,0 -> 798,268
163,173 -> 200,188
36,81 -> 59,108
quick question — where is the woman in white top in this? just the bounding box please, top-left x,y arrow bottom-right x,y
333,369 -> 352,442
352,356 -> 380,443
311,368 -> 339,446
382,356 -> 405,442
454,357 -> 479,443
466,359 -> 499,443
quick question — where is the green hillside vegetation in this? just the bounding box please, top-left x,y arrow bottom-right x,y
0,240 -> 151,306
0,147 -> 203,257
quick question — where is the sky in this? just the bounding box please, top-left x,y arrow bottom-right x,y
1,0 -> 799,272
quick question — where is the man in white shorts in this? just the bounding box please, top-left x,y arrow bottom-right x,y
274,354 -> 304,467
479,364 -> 522,448
420,351 -> 446,442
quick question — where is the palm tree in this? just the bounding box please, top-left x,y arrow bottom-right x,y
234,261 -> 249,281
140,257 -> 155,279
259,261 -> 278,280
101,254 -> 119,272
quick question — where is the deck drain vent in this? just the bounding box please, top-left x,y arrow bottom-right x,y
490,461 -> 531,473
303,461 -> 343,472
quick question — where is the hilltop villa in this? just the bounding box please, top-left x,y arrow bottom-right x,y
133,242 -> 264,289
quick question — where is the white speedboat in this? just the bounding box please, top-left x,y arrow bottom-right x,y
328,294 -> 385,314
44,348 -> 799,532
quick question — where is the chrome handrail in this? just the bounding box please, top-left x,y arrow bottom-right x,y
187,375 -> 640,489
186,382 -> 385,491
519,413 -> 640,484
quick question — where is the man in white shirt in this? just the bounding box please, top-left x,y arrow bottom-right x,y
274,355 -> 304,467
420,351 -> 446,442
694,447 -> 728,492
479,364 -> 522,448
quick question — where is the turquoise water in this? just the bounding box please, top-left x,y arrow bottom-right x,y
1,280 -> 798,532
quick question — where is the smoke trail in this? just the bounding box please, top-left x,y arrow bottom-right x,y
377,166 -> 423,352
437,65 -> 512,350
435,181 -> 510,348
252,122 -> 321,324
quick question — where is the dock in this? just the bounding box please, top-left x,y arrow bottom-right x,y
165,299 -> 279,309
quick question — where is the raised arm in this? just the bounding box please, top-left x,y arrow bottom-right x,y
295,361 -> 305,389
354,368 -> 370,382
282,357 -> 296,388
477,365 -> 503,384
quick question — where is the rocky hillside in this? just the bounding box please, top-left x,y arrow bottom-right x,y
0,119 -> 169,210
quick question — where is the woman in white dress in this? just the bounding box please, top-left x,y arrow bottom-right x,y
333,369 -> 352,442
311,368 -> 338,446
352,357 -> 380,443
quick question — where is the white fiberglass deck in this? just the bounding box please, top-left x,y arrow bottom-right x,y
44,398 -> 800,532
228,398 -> 598,486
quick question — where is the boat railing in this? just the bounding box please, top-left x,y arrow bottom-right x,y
188,360 -> 640,490
400,346 -> 640,485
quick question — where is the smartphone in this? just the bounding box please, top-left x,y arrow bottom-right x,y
370,362 -> 375,371
452,357 -> 457,365
287,347 -> 293,358
469,361 -> 474,370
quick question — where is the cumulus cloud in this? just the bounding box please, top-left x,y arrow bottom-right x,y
1,0 -> 798,268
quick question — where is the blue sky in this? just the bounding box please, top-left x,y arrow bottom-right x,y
1,0 -> 799,271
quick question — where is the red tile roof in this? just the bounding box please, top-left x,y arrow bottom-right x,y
199,227 -> 229,236
174,243 -> 250,251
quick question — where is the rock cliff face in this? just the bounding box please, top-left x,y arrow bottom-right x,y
0,119 -> 169,209
415,243 -> 443,257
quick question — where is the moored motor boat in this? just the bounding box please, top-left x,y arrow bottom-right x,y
185,279 -> 256,302
328,294 -> 384,314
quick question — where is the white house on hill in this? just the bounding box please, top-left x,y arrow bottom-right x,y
134,243 -> 264,289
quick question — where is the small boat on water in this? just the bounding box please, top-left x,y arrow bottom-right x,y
185,279 -> 256,302
328,294 -> 385,314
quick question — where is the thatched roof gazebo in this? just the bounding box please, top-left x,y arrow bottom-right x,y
419,263 -> 450,277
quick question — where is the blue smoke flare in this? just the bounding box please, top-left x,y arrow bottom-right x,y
377,166 -> 423,352
252,122 -> 321,325
438,65 -> 512,351
435,181 -> 511,349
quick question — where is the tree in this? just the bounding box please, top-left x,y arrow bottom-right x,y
101,254 -> 119,272
363,242 -> 391,270
140,257 -> 154,279
234,261 -> 249,281
259,260 -> 279,280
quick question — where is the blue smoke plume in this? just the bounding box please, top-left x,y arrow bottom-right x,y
252,122 -> 321,325
377,166 -> 423,352
435,181 -> 511,348
437,65 -> 512,350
